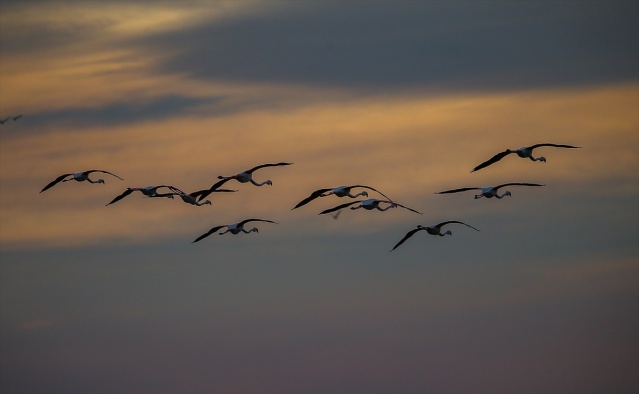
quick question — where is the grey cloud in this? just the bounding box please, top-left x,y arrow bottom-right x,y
129,1 -> 638,93
17,95 -> 227,131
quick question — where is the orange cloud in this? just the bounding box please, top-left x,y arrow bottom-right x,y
1,83 -> 636,249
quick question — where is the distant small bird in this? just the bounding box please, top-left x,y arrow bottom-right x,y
106,185 -> 176,205
40,170 -> 123,192
0,117 -> 10,125
391,221 -> 480,251
217,162 -> 293,187
436,183 -> 545,199
331,210 -> 342,220
472,143 -> 580,172
319,198 -> 422,215
12,114 -> 22,121
292,185 -> 391,209
192,219 -> 278,243
169,186 -> 236,206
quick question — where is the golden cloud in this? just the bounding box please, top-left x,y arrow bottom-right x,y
1,83 -> 637,249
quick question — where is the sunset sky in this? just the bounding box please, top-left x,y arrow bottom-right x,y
1,1 -> 637,393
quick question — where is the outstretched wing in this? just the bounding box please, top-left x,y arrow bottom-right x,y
435,220 -> 480,232
292,188 -> 333,209
471,150 -> 513,172
189,189 -> 219,200
245,162 -> 293,174
352,185 -> 392,201
391,227 -> 425,251
192,225 -> 227,243
197,178 -> 234,201
318,200 -> 361,215
40,173 -> 72,193
238,218 -> 278,226
168,186 -> 186,195
528,143 -> 581,150
394,202 -> 423,215
435,187 -> 480,194
106,188 -> 134,205
494,182 -> 545,190
87,170 -> 124,180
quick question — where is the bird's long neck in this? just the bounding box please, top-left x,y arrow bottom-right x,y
86,178 -> 103,184
376,204 -> 395,211
439,230 -> 452,236
250,179 -> 271,186
348,191 -> 367,198
242,228 -> 258,234
495,192 -> 510,199
528,155 -> 546,162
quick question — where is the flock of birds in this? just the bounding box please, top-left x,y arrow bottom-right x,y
39,142 -> 580,251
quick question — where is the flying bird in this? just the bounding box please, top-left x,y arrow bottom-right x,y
217,162 -> 292,187
106,185 -> 176,205
40,170 -> 123,193
12,114 -> 22,121
192,219 -> 278,243
391,221 -> 480,251
292,185 -> 391,209
319,198 -> 422,215
472,143 -> 580,172
0,117 -> 10,125
169,186 -> 236,206
436,183 -> 545,199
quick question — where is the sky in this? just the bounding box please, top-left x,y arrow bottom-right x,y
0,1 -> 637,393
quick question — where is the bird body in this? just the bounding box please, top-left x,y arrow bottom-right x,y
319,198 -> 422,215
436,183 -> 544,199
472,143 -> 580,172
192,219 -> 278,243
40,170 -> 123,192
293,185 -> 390,209
391,221 -> 480,251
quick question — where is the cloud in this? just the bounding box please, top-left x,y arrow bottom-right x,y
19,94 -> 226,130
1,83 -> 636,250
128,1 -> 638,92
